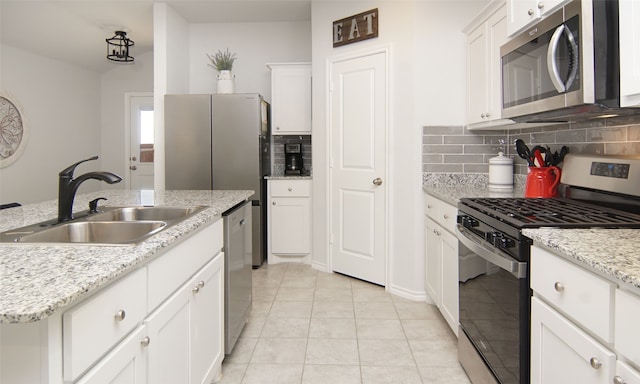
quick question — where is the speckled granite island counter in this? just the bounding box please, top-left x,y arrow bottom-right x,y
0,189 -> 253,323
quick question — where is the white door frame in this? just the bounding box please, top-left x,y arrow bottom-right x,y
326,44 -> 391,286
124,92 -> 154,190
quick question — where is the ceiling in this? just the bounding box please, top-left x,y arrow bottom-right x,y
0,0 -> 311,74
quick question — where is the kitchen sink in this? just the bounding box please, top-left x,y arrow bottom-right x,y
0,205 -> 208,245
87,206 -> 206,222
16,221 -> 167,245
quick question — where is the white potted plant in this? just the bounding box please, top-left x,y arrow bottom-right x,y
207,48 -> 237,94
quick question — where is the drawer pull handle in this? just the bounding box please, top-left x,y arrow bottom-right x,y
192,280 -> 205,294
272,201 -> 276,205
614,376 -> 627,384
590,357 -> 602,369
114,310 -> 126,321
288,187 -> 293,191
141,337 -> 151,347
554,282 -> 564,292
427,204 -> 433,208
443,213 -> 449,219
528,8 -> 534,15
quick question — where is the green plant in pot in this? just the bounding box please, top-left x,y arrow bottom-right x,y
208,49 -> 237,94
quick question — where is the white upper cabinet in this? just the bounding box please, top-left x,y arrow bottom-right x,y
268,63 -> 312,135
465,2 -> 507,127
620,0 -> 640,107
506,0 -> 568,37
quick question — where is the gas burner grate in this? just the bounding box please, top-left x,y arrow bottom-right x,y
461,198 -> 640,228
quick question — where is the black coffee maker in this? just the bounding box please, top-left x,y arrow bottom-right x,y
284,143 -> 303,175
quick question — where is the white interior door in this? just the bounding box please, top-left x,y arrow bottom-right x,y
330,50 -> 388,286
128,94 -> 154,190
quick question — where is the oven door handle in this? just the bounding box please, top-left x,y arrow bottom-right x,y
456,224 -> 527,279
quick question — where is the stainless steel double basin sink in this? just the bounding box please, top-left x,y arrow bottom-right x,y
0,206 -> 207,245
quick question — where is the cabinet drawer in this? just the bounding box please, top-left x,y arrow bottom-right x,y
148,220 -> 223,311
531,246 -> 614,343
424,193 -> 457,234
615,289 -> 640,367
63,267 -> 147,381
270,179 -> 311,197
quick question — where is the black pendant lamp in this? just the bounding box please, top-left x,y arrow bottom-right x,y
106,31 -> 134,62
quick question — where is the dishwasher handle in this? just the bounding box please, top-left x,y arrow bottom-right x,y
456,224 -> 527,279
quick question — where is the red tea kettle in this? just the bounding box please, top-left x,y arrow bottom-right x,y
525,166 -> 561,198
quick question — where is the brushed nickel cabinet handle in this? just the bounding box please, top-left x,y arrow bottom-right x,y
114,309 -> 126,321
590,357 -> 602,369
140,337 -> 150,347
554,282 -> 564,292
614,376 -> 627,384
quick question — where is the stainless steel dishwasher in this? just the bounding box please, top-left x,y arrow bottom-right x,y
223,200 -> 253,354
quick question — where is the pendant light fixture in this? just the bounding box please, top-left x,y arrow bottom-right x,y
106,31 -> 134,62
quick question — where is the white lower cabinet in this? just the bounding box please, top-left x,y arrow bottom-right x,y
0,219 -> 225,384
424,193 -> 458,336
268,179 -> 312,264
146,253 -> 224,384
76,326 -> 148,384
531,245 -> 640,384
531,297 -> 615,384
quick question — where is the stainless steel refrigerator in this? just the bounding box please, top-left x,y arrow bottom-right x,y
164,93 -> 270,267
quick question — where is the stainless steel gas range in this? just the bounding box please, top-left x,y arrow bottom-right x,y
455,154 -> 640,384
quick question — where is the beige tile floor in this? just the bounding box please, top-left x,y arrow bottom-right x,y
215,263 -> 472,384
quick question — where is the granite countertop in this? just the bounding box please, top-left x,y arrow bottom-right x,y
265,174 -> 312,180
423,173 -> 640,293
422,173 -> 525,205
0,189 -> 253,323
523,228 -> 640,293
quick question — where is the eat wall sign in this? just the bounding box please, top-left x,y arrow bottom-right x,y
333,8 -> 379,48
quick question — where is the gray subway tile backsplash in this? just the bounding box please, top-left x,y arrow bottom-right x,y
422,116 -> 640,176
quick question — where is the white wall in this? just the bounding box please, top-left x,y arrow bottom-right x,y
100,50 -> 154,189
189,21 -> 312,98
311,1 -> 486,299
0,44 -> 101,205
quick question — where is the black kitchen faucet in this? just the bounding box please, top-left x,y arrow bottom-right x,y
58,156 -> 122,222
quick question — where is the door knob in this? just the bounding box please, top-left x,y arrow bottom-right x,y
130,165 -> 137,171
373,177 -> 383,186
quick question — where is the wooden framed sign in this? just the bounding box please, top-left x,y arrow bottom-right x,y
333,8 -> 378,48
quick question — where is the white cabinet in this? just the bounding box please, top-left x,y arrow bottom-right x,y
0,219 -> 225,384
466,3 -> 507,127
268,179 -> 312,264
76,326 -> 148,384
424,193 -> 458,336
267,63 -> 312,134
506,0 -> 568,37
620,0 -> 640,107
146,254 -> 224,384
531,245 -> 640,384
531,297 -> 615,384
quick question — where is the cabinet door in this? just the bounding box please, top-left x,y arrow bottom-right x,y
146,286 -> 191,384
487,7 -> 507,121
424,217 -> 441,306
531,297 -> 615,384
76,326 -> 148,384
190,254 -> 224,384
270,197 -> 311,254
271,65 -> 312,134
616,361 -> 640,384
620,0 -> 640,107
467,22 -> 489,125
506,0 -> 538,36
440,228 -> 459,336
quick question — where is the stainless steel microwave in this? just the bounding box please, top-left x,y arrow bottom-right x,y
501,0 -> 621,123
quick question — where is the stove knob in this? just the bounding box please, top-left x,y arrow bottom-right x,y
498,237 -> 515,249
460,216 -> 479,228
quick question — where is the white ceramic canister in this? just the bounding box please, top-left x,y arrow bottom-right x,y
488,152 -> 514,190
